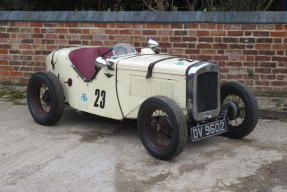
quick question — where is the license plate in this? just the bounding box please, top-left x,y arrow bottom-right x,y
190,119 -> 227,141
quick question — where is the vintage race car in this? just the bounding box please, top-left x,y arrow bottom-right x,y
27,40 -> 258,160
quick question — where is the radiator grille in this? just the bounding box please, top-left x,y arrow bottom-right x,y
196,72 -> 218,113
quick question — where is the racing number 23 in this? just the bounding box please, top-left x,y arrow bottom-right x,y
94,89 -> 106,108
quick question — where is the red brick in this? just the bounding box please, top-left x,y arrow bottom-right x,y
30,22 -> 43,27
182,37 -> 196,42
0,60 -> 8,65
173,43 -> 187,48
197,43 -> 212,49
272,56 -> 287,62
253,31 -> 269,37
65,23 -> 78,27
143,30 -> 156,35
223,38 -> 238,43
197,31 -> 209,36
185,49 -> 199,54
201,50 -> 216,55
272,69 -> 287,74
0,44 -> 11,49
255,81 -> 270,86
0,71 -> 9,76
255,56 -> 271,61
260,75 -> 276,80
257,38 -> 273,43
31,34 -> 43,38
0,50 -> 8,54
255,68 -> 271,74
260,62 -> 276,67
119,29 -> 133,35
275,25 -> 283,30
272,44 -> 287,49
213,56 -> 228,60
213,44 -> 228,49
257,25 -> 274,30
0,33 -> 9,38
270,32 -> 287,37
169,37 -> 181,42
68,28 -> 82,34
227,74 -> 243,79
243,50 -> 258,55
228,31 -> 244,36
42,39 -> 54,44
170,24 -> 183,29
210,31 -> 226,36
200,24 -> 216,29
186,24 -> 199,29
228,55 -> 246,61
241,24 -> 256,30
0,66 -> 11,71
224,24 -> 240,30
271,81 -> 286,86
94,23 -> 107,28
55,28 -> 68,33
146,24 -> 162,29
198,37 -> 213,42
259,50 -> 275,55
10,72 -> 22,76
174,30 -> 187,36
227,62 -> 242,67
105,29 -> 118,34
255,44 -> 271,49
229,44 -> 245,49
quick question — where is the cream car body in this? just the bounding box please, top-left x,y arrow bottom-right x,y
46,47 -> 200,120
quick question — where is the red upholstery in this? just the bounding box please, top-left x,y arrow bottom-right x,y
69,47 -> 112,81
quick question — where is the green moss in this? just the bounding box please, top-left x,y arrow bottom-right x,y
0,88 -> 26,105
279,118 -> 287,122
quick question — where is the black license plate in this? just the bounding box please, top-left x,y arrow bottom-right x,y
190,119 -> 227,141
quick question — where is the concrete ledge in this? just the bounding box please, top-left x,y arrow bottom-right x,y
0,11 -> 287,23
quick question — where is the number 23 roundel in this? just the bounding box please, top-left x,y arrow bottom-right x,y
94,89 -> 106,109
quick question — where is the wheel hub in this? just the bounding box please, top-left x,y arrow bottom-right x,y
223,101 -> 240,120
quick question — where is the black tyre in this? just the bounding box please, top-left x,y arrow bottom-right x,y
137,96 -> 187,160
221,82 -> 258,139
27,72 -> 65,125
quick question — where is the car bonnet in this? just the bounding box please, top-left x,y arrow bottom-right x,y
116,54 -> 200,76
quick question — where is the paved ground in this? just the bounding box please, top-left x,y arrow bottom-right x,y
0,101 -> 287,192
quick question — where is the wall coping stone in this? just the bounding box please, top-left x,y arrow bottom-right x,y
0,11 -> 287,24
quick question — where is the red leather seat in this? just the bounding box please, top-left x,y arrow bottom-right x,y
69,47 -> 112,81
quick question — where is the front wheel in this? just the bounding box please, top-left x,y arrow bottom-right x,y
221,82 -> 258,139
137,96 -> 187,160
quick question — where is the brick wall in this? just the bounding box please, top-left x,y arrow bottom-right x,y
0,21 -> 286,92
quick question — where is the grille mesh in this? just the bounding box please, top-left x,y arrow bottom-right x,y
196,72 -> 218,113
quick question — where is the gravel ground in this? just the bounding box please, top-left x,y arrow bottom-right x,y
0,101 -> 287,192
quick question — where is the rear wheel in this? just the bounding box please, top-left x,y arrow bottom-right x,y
221,82 -> 258,139
138,96 -> 187,160
27,72 -> 65,125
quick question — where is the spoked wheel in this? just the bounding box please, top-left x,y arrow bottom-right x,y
138,96 -> 187,160
27,72 -> 65,125
221,82 -> 258,139
145,109 -> 174,150
38,84 -> 51,114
